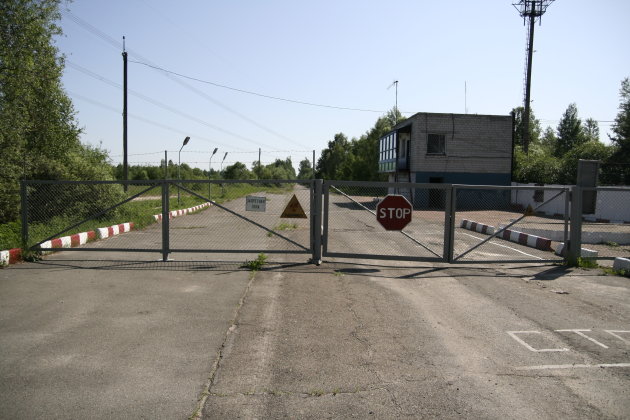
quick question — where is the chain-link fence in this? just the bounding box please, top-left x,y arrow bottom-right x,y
21,179 -> 314,261
323,181 -> 446,262
23,180 -> 165,253
170,180 -> 312,256
578,187 -> 630,265
452,185 -> 568,263
19,179 -> 629,266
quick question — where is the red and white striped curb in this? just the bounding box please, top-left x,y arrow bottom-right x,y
461,219 -> 553,251
1,221 -> 135,266
153,202 -> 211,221
97,222 -> 134,239
40,231 -> 97,249
498,228 -> 553,251
460,219 -> 495,234
0,248 -> 22,265
554,243 -> 599,258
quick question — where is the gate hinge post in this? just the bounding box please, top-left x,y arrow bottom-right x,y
567,186 -> 582,267
20,180 -> 29,251
161,180 -> 171,262
443,185 -> 455,263
311,179 -> 323,265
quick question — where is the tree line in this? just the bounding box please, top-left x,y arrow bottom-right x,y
512,79 -> 630,185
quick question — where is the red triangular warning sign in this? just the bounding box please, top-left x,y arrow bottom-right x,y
281,194 -> 307,218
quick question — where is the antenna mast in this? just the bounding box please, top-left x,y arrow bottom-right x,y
387,80 -> 399,124
513,0 -> 554,154
122,36 -> 128,191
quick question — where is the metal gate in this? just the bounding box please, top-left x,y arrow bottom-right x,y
322,180 -> 448,262
321,181 -> 568,264
21,179 -> 317,262
20,179 -> 575,265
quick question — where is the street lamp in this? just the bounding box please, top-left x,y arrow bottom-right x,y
208,147 -> 218,199
220,152 -> 228,196
220,152 -> 228,174
177,136 -> 190,205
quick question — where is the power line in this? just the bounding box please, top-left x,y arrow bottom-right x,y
129,60 -> 389,114
68,90 -> 238,149
63,10 -> 306,149
66,61 -> 267,148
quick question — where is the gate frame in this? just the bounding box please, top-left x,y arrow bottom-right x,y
450,184 -> 570,264
20,179 -> 318,262
322,180 -> 448,263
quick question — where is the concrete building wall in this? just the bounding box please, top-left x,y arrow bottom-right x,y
405,113 -> 512,176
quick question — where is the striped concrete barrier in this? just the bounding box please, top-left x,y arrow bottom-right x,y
554,243 -> 599,258
498,227 -> 553,251
460,219 -> 495,235
0,248 -> 21,266
461,219 -> 553,252
40,230 -> 97,249
154,202 -> 211,221
97,222 -> 134,239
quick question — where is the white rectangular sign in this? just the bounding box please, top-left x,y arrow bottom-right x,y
246,195 -> 266,212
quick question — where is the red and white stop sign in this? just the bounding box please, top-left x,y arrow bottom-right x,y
376,195 -> 412,230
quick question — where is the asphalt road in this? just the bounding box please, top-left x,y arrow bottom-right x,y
1,187 -> 628,419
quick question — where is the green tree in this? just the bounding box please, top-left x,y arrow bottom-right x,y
512,106 -> 542,149
583,118 -> 600,142
316,133 -> 350,180
558,141 -> 613,184
609,78 -> 630,151
0,0 -> 115,224
555,103 -> 586,157
512,144 -> 560,184
606,78 -> 630,184
223,162 -> 251,179
297,159 -> 313,179
315,108 -> 403,181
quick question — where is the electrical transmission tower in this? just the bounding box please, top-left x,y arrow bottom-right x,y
513,0 -> 554,154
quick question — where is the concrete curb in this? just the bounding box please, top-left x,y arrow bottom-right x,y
153,202 -> 211,221
460,219 -> 495,235
613,257 -> 630,272
554,243 -> 599,258
460,219 -> 553,251
498,227 -> 553,251
2,202 -> 213,266
97,222 -> 134,239
0,248 -> 22,265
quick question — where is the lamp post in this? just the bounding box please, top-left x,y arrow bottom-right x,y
208,147 -> 218,199
177,136 -> 190,205
220,152 -> 228,196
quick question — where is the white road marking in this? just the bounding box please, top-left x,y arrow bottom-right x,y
604,330 -> 630,343
507,331 -> 569,352
555,329 -> 609,349
515,363 -> 630,371
459,231 -> 543,260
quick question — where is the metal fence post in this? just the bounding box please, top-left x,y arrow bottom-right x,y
161,180 -> 170,262
568,186 -> 582,266
20,180 -> 29,250
311,179 -> 323,265
443,185 -> 455,263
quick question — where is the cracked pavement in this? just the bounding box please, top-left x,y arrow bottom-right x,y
200,261 -> 630,419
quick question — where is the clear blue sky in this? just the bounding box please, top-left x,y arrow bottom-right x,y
56,0 -> 630,171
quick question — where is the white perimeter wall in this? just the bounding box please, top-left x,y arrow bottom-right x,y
511,182 -> 630,222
